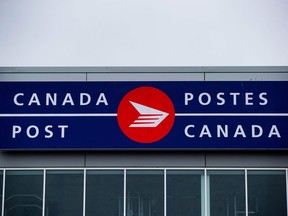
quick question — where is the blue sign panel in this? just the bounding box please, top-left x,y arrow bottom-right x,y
0,81 -> 287,150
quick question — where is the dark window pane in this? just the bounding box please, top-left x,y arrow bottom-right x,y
45,170 -> 83,216
167,170 -> 204,216
86,170 -> 124,216
0,171 -> 3,216
208,170 -> 245,216
126,170 -> 164,216
248,170 -> 287,216
4,170 -> 43,216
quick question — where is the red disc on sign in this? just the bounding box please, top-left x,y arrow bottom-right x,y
117,86 -> 175,144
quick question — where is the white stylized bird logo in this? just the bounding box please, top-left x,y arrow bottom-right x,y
129,101 -> 169,128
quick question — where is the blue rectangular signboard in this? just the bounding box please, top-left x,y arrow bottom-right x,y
0,81 -> 287,150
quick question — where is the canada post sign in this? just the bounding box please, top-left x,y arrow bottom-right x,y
0,81 -> 288,150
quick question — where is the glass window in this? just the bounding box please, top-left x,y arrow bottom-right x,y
248,170 -> 287,216
4,170 -> 43,216
45,170 -> 83,216
208,170 -> 245,216
167,170 -> 204,216
0,171 -> 3,216
86,170 -> 124,216
126,170 -> 164,216
0,168 -> 287,216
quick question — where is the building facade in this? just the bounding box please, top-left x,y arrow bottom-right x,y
0,66 -> 288,216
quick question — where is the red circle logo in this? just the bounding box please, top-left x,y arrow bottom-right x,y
117,86 -> 175,143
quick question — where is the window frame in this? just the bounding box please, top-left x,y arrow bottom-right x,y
0,167 -> 287,216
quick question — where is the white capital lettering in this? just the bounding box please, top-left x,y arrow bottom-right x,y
62,93 -> 75,106
96,93 -> 108,105
252,125 -> 263,138
217,92 -> 225,105
230,93 -> 240,105
58,125 -> 68,138
45,125 -> 53,138
234,125 -> 246,138
46,93 -> 57,106
259,92 -> 268,105
14,93 -> 24,106
27,125 -> 39,138
200,125 -> 212,137
198,93 -> 211,106
184,93 -> 194,105
28,93 -> 40,106
245,93 -> 253,105
217,125 -> 228,137
12,125 -> 22,138
268,125 -> 281,138
184,125 -> 195,138
80,93 -> 91,106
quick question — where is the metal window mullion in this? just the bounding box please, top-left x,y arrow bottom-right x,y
83,169 -> 87,216
204,169 -> 207,216
286,169 -> 288,216
42,169 -> 46,216
200,173 -> 205,216
164,169 -> 167,216
1,170 -> 5,216
124,169 -> 127,216
245,169 -> 248,216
